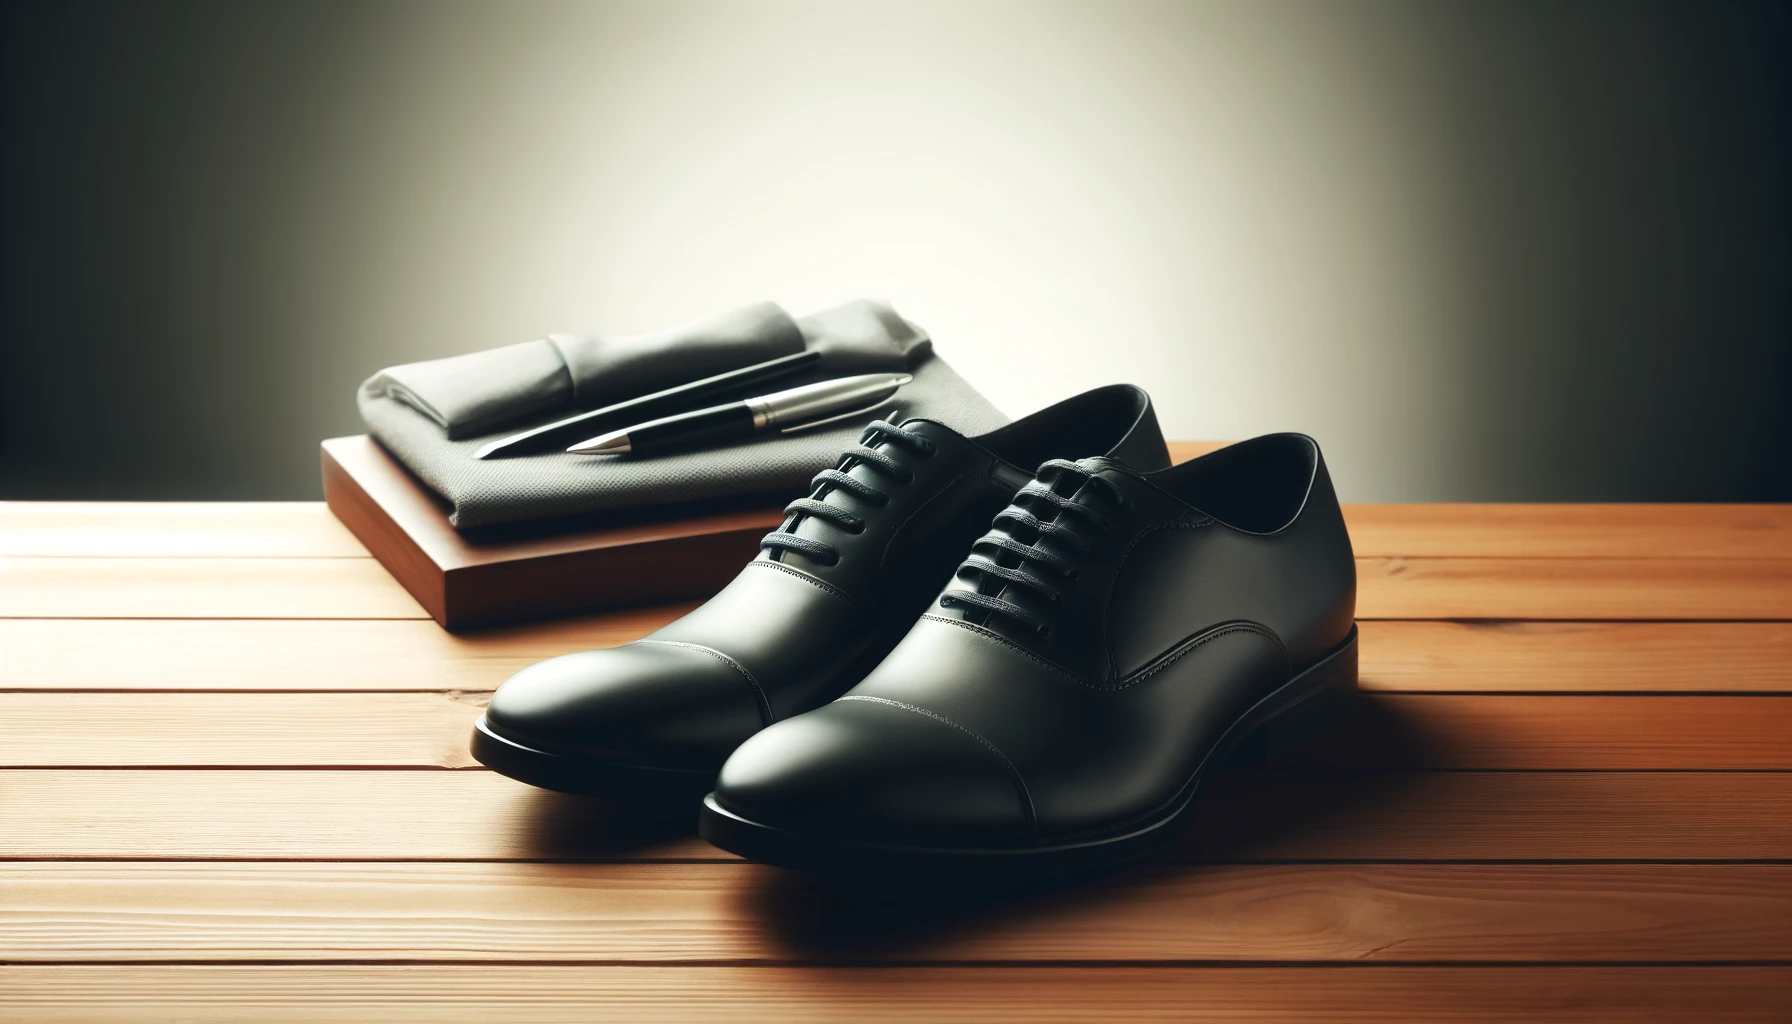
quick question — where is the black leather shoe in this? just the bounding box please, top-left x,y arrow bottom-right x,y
471,385 -> 1169,802
700,433 -> 1357,875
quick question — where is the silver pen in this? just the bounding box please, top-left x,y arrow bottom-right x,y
567,372 -> 913,455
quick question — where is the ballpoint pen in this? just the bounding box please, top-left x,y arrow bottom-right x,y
471,350 -> 822,459
567,372 -> 912,456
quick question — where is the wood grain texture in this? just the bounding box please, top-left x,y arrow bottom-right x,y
0,693 -> 487,768
12,494 -> 1789,560
10,555 -> 1789,619
4,770 -> 1788,861
0,612 -> 691,691
7,618 -> 1786,693
1359,621 -> 1792,693
1291,694 -> 1792,770
9,691 -> 1792,770
0,557 -> 426,619
322,435 -> 785,629
5,862 -> 1787,964
1184,771 -> 1792,861
0,502 -> 367,557
4,966 -> 1787,1024
1356,557 -> 1792,619
1341,504 -> 1792,559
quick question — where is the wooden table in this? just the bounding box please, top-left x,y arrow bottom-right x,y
4,490 -> 1791,1022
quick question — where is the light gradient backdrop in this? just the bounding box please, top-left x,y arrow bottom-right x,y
4,0 -> 1788,500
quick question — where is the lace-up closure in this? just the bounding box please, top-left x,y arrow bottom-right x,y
939,459 -> 1131,635
760,420 -> 937,567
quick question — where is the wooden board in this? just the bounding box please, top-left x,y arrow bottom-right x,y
13,497 -> 1791,559
1355,556 -> 1792,619
9,692 -> 1792,770
0,502 -> 367,557
6,618 -> 1788,693
6,499 -> 1791,1022
321,435 -> 795,629
6,966 -> 1786,1024
5,862 -> 1787,963
4,769 -> 1788,862
0,613 -> 691,692
11,555 -> 1790,619
1341,503 -> 1792,559
1359,620 -> 1792,693
0,557 -> 427,619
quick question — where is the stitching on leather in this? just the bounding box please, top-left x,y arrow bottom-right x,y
1102,517 -> 1214,681
635,639 -> 775,726
920,613 -> 1092,687
746,559 -> 858,608
1107,621 -> 1287,693
837,695 -> 1038,833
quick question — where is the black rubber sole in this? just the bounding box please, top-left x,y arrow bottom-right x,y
698,625 -> 1359,878
470,715 -> 717,806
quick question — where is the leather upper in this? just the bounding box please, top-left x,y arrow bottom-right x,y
483,384 -> 1170,772
713,433 -> 1357,844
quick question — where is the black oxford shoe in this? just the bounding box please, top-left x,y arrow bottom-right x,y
700,433 -> 1357,875
471,385 -> 1169,803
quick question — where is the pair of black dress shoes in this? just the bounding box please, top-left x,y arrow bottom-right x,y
472,384 -> 1357,877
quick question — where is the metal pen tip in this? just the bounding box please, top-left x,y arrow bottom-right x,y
567,429 -> 632,455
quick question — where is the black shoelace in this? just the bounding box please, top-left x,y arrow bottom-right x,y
939,459 -> 1131,636
760,420 -> 937,567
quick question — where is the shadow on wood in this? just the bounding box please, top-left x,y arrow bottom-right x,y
512,789 -> 700,860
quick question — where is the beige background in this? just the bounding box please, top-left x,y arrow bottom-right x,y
3,0 -> 1787,500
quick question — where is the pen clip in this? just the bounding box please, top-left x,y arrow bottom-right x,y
779,399 -> 900,435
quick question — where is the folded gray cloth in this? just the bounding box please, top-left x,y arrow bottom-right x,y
357,302 -> 1008,529
366,299 -> 933,439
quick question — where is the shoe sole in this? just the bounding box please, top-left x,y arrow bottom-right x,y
697,624 -> 1359,877
470,715 -> 717,805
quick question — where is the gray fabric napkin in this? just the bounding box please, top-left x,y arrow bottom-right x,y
366,299 -> 933,439
357,302 -> 1009,530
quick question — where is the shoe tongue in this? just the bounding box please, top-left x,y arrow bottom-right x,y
1075,455 -> 1129,477
895,417 -> 958,442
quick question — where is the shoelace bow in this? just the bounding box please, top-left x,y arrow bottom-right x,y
760,420 -> 937,567
939,459 -> 1131,636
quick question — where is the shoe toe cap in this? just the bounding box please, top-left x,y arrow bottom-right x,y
485,641 -> 767,769
713,697 -> 1032,847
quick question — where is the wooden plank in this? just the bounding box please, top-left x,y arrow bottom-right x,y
3,770 -> 1787,861
1291,694 -> 1792,770
1342,504 -> 1792,559
1357,557 -> 1792,620
9,555 -> 1790,620
0,693 -> 487,768
1360,621 -> 1792,693
9,692 -> 1792,771
7,619 -> 1786,694
0,557 -> 427,619
10,495 -> 1791,561
3,966 -> 1786,1024
0,612 -> 689,692
1184,771 -> 1792,862
0,770 -> 711,861
5,862 -> 1788,964
0,502 -> 367,558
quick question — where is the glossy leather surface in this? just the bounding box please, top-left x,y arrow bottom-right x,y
482,385 -> 1170,776
712,433 -> 1356,844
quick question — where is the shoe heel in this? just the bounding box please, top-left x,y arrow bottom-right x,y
1225,627 -> 1358,767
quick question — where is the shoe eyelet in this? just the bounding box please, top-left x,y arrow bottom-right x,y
1035,625 -> 1053,640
